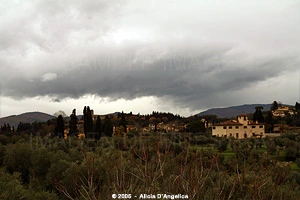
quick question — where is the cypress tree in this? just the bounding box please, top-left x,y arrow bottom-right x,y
103,116 -> 113,137
83,106 -> 87,135
69,109 -> 78,136
271,101 -> 279,111
265,111 -> 274,133
253,106 -> 264,123
87,106 -> 93,132
55,115 -> 64,138
83,106 -> 93,138
295,102 -> 300,110
95,116 -> 101,140
120,111 -> 127,133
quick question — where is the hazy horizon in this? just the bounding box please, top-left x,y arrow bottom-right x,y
0,102 -> 289,119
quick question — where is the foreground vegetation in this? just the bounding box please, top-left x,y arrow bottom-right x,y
0,132 -> 299,199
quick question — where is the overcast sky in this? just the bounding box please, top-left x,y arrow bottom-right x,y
0,0 -> 300,117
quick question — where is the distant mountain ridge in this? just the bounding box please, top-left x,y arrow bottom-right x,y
0,104 -> 285,127
0,112 -> 55,127
0,111 -> 121,127
197,104 -> 272,118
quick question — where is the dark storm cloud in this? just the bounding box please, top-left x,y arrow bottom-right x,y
1,0 -> 300,112
2,43 -> 299,111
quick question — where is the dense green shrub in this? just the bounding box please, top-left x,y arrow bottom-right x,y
215,138 -> 228,152
285,147 -> 297,161
0,133 -> 298,199
265,138 -> 277,155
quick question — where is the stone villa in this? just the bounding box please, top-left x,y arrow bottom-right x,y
210,114 -> 265,139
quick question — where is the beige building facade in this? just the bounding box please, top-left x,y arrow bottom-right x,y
210,114 -> 265,139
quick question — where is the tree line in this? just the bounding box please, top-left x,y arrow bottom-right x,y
55,107 -> 130,139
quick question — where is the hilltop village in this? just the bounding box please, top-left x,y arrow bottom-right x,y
63,101 -> 300,139
1,101 -> 300,138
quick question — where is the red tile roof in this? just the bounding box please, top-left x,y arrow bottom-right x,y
213,120 -> 243,126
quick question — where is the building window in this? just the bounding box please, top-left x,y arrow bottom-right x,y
223,126 -> 226,129
236,126 -> 239,129
259,125 -> 263,128
236,133 -> 239,138
213,127 -> 216,129
229,126 -> 232,129
230,133 -> 232,137
252,126 -> 256,128
244,126 -> 247,129
244,116 -> 247,120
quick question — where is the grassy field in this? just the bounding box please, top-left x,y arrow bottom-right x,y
191,141 -> 300,172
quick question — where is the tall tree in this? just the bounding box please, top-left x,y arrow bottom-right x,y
86,106 -> 93,132
295,102 -> 300,110
119,111 -> 127,133
55,115 -> 64,138
265,111 -> 274,133
253,106 -> 264,123
1,123 -> 12,134
83,106 -> 87,134
69,109 -> 78,136
95,116 -> 101,140
83,106 -> 94,138
271,101 -> 279,111
295,102 -> 300,118
103,116 -> 113,137
16,122 -> 32,133
186,121 -> 206,133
